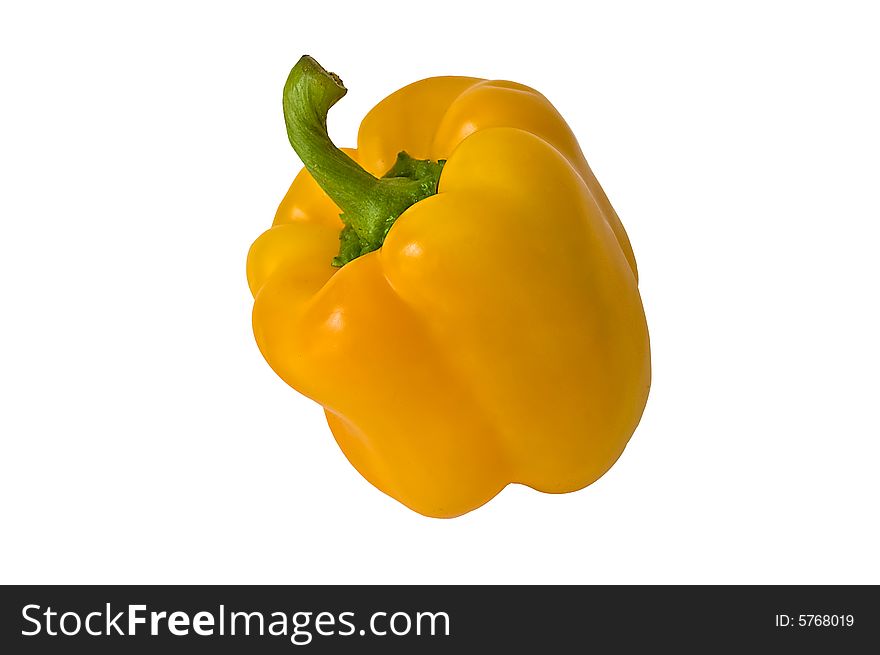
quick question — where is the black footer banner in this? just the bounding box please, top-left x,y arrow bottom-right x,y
2,585 -> 876,653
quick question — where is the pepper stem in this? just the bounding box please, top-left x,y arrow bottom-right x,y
283,56 -> 445,266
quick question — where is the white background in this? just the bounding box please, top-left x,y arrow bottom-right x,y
1,1 -> 878,584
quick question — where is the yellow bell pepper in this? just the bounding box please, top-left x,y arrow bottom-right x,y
247,56 -> 650,518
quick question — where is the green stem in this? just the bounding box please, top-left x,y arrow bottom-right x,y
283,56 -> 445,266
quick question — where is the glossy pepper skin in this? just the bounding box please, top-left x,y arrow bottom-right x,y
247,57 -> 650,518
